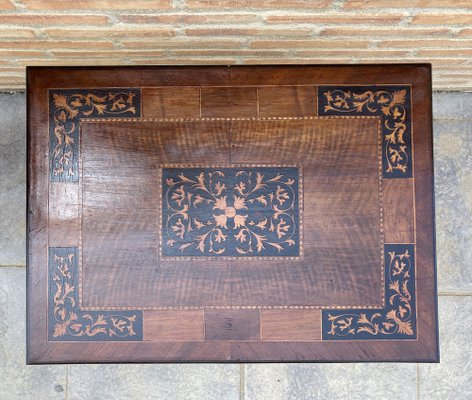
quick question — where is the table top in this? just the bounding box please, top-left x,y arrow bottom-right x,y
27,64 -> 438,363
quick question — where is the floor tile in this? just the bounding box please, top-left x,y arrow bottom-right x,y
0,267 -> 66,400
245,363 -> 417,400
434,120 -> 472,293
433,92 -> 472,120
68,364 -> 240,400
419,296 -> 472,400
0,92 -> 26,266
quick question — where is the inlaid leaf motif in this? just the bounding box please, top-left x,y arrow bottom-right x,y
235,181 -> 246,195
275,186 -> 289,205
276,218 -> 290,238
234,214 -> 247,228
171,186 -> 187,206
213,196 -> 227,210
214,214 -> 228,229
234,196 -> 247,210
255,218 -> 268,230
255,195 -> 267,207
214,229 -> 227,243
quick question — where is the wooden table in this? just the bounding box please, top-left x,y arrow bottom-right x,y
27,65 -> 438,363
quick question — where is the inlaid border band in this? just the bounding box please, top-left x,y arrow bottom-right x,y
76,117 -> 384,311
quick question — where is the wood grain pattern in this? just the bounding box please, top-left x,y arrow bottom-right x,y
205,310 -> 260,340
143,86 -> 200,118
261,310 -> 321,341
80,117 -> 381,309
48,182 -> 79,246
382,178 -> 415,243
27,65 -> 438,363
144,310 -> 204,342
201,87 -> 257,117
258,85 -> 317,117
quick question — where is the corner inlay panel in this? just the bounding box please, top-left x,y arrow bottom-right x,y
49,88 -> 141,182
48,247 -> 143,341
322,244 -> 416,340
318,85 -> 412,179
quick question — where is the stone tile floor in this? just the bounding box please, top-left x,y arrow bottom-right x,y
0,92 -> 471,399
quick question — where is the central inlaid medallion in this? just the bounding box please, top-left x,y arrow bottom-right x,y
160,166 -> 302,258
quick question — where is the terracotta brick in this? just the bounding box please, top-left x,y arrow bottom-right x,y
417,49 -> 472,57
412,14 -> 472,25
0,40 -> 115,49
266,14 -> 404,24
187,0 -> 331,8
250,40 -> 370,49
16,58 -> 127,66
434,80 -> 472,88
131,58 -> 237,65
378,39 -> 472,48
21,0 -> 170,10
119,14 -> 259,24
51,50 -> 165,58
321,27 -> 450,37
170,49 -> 287,57
44,28 -> 174,39
0,28 -> 36,38
243,58 -> 353,64
458,29 -> 472,37
0,0 -> 14,9
120,39 -> 242,49
437,73 -> 472,79
344,0 -> 472,8
357,58 -> 469,66
0,67 -> 23,73
185,28 -> 313,37
0,50 -> 45,58
0,76 -> 25,84
434,66 -> 472,72
0,14 -> 111,25
426,59 -> 471,66
295,50 -> 411,57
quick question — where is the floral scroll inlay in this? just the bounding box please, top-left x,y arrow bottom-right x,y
161,166 -> 301,258
318,86 -> 412,179
49,88 -> 141,182
48,247 -> 143,341
322,244 -> 416,340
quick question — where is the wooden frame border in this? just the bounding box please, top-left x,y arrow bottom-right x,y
27,64 -> 438,363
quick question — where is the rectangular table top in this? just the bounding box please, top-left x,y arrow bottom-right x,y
27,64 -> 438,363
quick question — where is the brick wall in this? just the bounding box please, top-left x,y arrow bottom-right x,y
0,0 -> 472,90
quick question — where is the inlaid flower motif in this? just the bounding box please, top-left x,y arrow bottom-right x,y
161,167 -> 301,258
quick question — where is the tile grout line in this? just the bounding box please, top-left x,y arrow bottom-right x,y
0,264 -> 26,268
240,364 -> 245,400
65,364 -> 69,400
438,292 -> 472,296
416,363 -> 420,400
